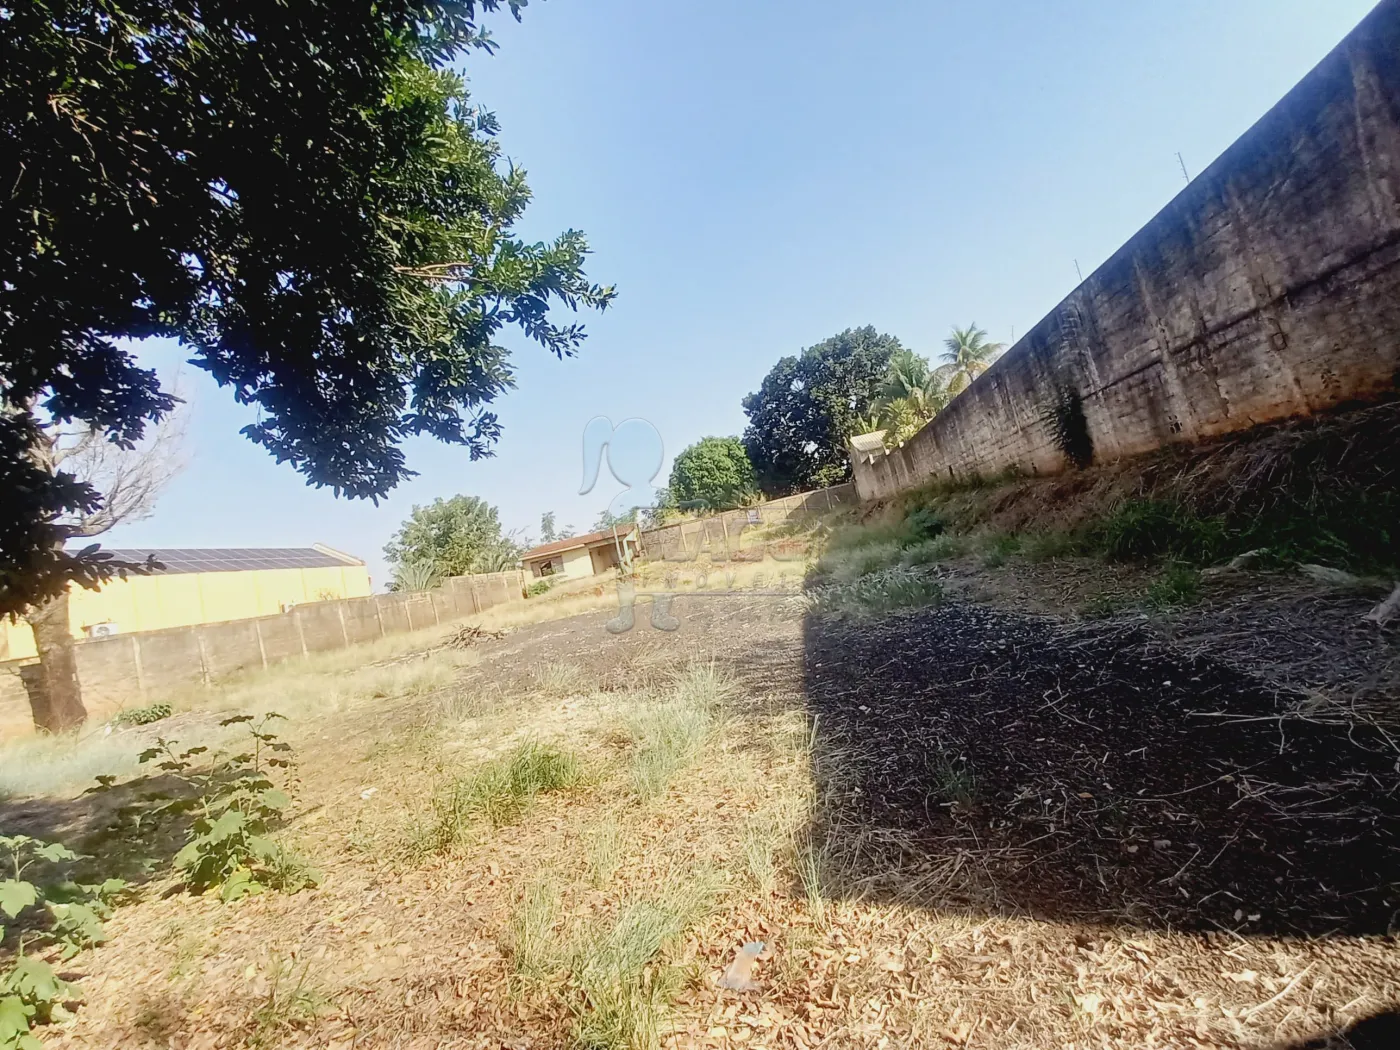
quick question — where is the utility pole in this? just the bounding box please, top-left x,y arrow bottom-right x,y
1176,151 -> 1190,183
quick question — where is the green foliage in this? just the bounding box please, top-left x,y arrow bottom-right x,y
2,1 -> 613,616
1144,564 -> 1202,609
808,566 -> 944,617
0,835 -> 123,1048
1020,531 -> 1087,562
539,512 -> 576,546
107,714 -> 317,900
385,495 -> 521,585
742,326 -> 903,496
570,878 -> 717,1050
934,324 -> 1005,396
525,578 -> 554,598
1092,499 -> 1228,564
979,533 -> 1023,568
668,437 -> 757,511
111,703 -> 172,728
392,560 -> 442,594
874,348 -> 949,444
415,742 -> 582,855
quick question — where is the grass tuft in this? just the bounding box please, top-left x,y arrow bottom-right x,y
412,741 -> 582,855
570,877 -> 716,1050
808,566 -> 943,618
1091,498 -> 1227,564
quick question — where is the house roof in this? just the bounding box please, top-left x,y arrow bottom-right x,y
849,431 -> 887,454
100,546 -> 364,575
521,527 -> 637,561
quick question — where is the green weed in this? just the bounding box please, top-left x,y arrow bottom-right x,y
625,665 -> 734,801
808,566 -> 943,618
414,741 -> 582,855
1144,564 -> 1202,609
1091,499 -> 1227,564
978,533 -> 1022,568
111,703 -> 172,727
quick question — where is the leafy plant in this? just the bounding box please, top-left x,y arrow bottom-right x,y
107,713 -> 317,901
111,703 -> 172,727
0,835 -> 123,1049
526,578 -> 554,598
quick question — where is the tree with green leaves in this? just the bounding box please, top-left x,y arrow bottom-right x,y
1,0 -> 612,619
539,511 -> 575,545
384,495 -> 521,587
935,325 -> 1005,395
742,326 -> 902,496
874,348 -> 949,446
668,437 -> 757,511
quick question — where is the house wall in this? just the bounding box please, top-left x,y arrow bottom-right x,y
559,547 -> 596,579
0,564 -> 373,661
852,0 -> 1400,501
0,569 -> 525,738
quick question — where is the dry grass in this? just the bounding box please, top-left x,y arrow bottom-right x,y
17,598 -> 1399,1050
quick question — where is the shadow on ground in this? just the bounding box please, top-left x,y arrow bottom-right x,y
799,602 -> 1400,938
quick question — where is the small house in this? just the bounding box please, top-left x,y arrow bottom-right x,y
521,527 -> 639,580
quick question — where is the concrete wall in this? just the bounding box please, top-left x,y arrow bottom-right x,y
853,0 -> 1400,502
639,484 -> 856,561
0,570 -> 525,737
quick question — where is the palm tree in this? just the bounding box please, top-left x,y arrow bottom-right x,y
935,324 -> 1004,396
873,349 -> 950,443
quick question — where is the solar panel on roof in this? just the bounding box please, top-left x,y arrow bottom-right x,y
98,547 -> 353,575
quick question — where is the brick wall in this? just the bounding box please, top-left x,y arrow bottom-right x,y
0,570 -> 524,737
853,0 -> 1400,502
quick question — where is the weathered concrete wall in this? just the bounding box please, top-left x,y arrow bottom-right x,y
854,0 -> 1400,502
0,570 -> 525,737
639,484 -> 856,561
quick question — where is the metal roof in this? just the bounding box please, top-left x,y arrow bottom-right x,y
849,431 -> 888,454
100,547 -> 363,575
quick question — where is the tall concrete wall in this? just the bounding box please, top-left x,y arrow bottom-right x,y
639,484 -> 856,561
853,0 -> 1400,502
0,570 -> 525,737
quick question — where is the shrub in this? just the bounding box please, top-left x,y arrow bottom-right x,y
97,713 -> 318,901
904,506 -> 946,543
111,703 -> 172,727
525,578 -> 553,598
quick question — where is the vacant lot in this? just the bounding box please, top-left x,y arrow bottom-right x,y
1,562 -> 1398,1049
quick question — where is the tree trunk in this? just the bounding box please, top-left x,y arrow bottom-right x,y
26,591 -> 87,732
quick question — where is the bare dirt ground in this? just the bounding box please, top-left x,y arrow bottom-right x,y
4,559 -> 1399,1050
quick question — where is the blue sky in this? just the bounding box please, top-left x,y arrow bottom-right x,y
109,0 -> 1379,589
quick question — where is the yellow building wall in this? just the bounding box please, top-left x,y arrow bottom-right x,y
0,564 -> 371,661
559,547 -> 597,580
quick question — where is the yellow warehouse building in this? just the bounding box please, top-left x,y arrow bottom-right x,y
1,545 -> 371,662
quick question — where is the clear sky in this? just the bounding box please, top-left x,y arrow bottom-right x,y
107,0 -> 1380,589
